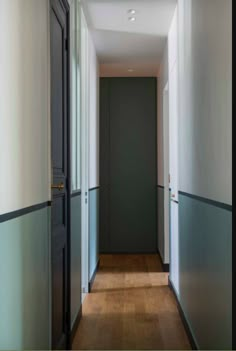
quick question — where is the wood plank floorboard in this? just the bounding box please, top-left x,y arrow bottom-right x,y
72,254 -> 191,350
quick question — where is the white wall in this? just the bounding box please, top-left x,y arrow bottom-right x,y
176,2 -> 232,347
157,42 -> 169,263
157,43 -> 168,186
0,2 -> 50,349
168,6 -> 179,292
88,32 -> 99,189
0,0 -> 50,214
162,86 -> 170,264
80,4 -> 100,298
70,0 -> 81,192
80,6 -> 100,192
178,0 -> 232,205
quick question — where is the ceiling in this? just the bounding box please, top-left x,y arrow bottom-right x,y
81,0 -> 177,76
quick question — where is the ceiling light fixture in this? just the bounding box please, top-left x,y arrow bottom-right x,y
128,16 -> 136,22
128,9 -> 136,15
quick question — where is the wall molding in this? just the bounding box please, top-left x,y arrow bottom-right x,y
168,277 -> 198,350
100,251 -> 157,255
88,259 -> 100,293
0,201 -> 51,223
170,199 -> 179,204
89,186 -> 100,192
70,305 -> 82,344
157,184 -> 164,189
71,190 -> 81,198
179,191 -> 232,211
157,249 -> 169,272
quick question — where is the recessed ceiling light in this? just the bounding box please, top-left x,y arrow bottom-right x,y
128,16 -> 136,22
128,9 -> 136,15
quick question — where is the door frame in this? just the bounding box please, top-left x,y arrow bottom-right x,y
49,0 -> 71,348
163,82 -> 170,265
232,6 -> 235,348
80,6 -> 90,297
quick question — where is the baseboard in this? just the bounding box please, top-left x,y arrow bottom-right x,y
88,259 -> 100,293
70,305 -> 82,344
99,251 -> 157,254
168,277 -> 198,350
156,249 -> 169,272
161,261 -> 169,272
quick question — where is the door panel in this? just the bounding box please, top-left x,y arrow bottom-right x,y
50,0 -> 69,349
100,78 -> 157,253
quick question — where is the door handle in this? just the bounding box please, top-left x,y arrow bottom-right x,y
51,182 -> 64,191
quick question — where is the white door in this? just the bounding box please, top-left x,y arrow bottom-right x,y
80,7 -> 89,298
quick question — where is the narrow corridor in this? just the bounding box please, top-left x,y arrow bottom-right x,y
0,0 -> 232,350
73,255 -> 190,350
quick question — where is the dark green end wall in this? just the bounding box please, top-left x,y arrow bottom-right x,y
178,193 -> 232,349
100,77 -> 157,253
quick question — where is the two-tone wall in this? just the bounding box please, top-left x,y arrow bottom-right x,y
79,4 -> 99,295
176,0 -> 232,348
70,0 -> 82,330
0,1 -> 51,349
157,42 -> 169,265
0,0 -> 83,348
88,30 -> 100,283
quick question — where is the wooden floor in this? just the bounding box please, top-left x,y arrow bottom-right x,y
73,254 -> 191,350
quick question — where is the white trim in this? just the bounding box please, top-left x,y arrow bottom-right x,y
163,82 -> 170,264
80,6 -> 89,296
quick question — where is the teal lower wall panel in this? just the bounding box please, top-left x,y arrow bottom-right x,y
71,195 -> 81,329
178,193 -> 232,349
0,207 -> 50,350
157,186 -> 164,259
89,188 -> 99,280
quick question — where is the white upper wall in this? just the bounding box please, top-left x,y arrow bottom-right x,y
157,42 -> 168,186
0,0 -> 50,214
178,0 -> 232,205
88,31 -> 99,189
100,62 -> 159,77
168,7 -> 178,75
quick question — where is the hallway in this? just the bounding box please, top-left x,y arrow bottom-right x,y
73,255 -> 190,350
0,0 -> 232,349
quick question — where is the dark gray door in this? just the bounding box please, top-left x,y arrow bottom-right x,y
50,0 -> 70,349
100,78 -> 157,253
